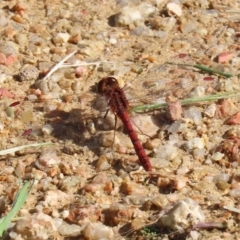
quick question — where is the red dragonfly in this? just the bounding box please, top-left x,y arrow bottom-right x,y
16,54 -> 228,173
94,57 -> 232,172
98,77 -> 152,172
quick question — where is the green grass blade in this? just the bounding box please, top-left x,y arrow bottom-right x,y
166,62 -> 233,78
0,142 -> 53,156
192,64 -> 233,78
131,91 -> 240,112
0,180 -> 34,237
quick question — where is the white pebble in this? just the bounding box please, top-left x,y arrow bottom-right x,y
229,187 -> 240,199
204,158 -> 212,165
232,162 -> 238,168
27,94 -> 38,101
58,221 -> 83,237
167,3 -> 182,17
213,174 -> 230,183
193,148 -> 205,158
4,166 -> 14,174
131,26 -> 153,37
114,65 -> 131,77
53,218 -> 63,228
161,17 -> 177,31
204,104 -> 216,118
44,190 -> 71,208
52,210 -> 60,218
115,3 -> 157,27
190,230 -> 200,240
53,32 -> 70,44
155,142 -> 178,160
9,232 -> 18,239
184,107 -> 202,124
176,167 -> 190,175
159,198 -> 205,230
154,30 -> 168,38
0,11 -> 9,27
231,56 -> 240,67
35,149 -> 60,170
60,210 -> 70,219
109,37 -> 117,44
36,204 -> 43,212
115,7 -> 143,26
137,2 -> 157,18
190,86 -> 206,97
226,28 -> 235,35
43,104 -> 58,112
42,124 -> 54,135
83,222 -> 114,240
185,137 -> 205,150
211,152 -> 224,161
0,122 -> 4,131
0,74 -> 10,84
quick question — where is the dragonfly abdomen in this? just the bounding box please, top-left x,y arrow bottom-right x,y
118,109 -> 152,172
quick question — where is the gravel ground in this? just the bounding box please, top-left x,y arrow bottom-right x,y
0,0 -> 240,239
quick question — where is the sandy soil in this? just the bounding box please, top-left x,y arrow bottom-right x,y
0,0 -> 240,239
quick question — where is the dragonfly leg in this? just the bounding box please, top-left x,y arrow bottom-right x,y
111,114 -> 118,147
103,108 -> 110,119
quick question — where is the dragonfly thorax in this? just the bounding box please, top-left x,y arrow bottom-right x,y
97,77 -> 120,94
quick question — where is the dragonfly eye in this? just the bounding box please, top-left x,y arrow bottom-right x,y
97,77 -> 119,94
97,78 -> 106,94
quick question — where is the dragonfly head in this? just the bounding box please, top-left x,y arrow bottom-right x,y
97,77 -> 120,94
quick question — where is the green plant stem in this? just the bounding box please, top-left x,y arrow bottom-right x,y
131,91 -> 240,112
166,62 -> 233,78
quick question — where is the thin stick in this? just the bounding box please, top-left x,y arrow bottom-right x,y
43,50 -> 78,80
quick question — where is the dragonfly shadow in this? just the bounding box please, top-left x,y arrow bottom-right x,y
148,111 -> 174,134
44,108 -> 101,155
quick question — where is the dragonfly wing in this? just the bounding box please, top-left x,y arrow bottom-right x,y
124,57 -> 221,108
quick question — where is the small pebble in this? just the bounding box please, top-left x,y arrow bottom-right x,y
10,212 -> 57,239
35,148 -> 61,170
75,66 -> 87,77
96,155 -> 111,171
185,137 -> 205,150
115,7 -> 143,27
83,222 -> 114,240
190,86 -> 206,97
166,3 -> 182,17
211,152 -> 225,161
213,174 -> 230,183
184,107 -> 202,124
0,11 -> 9,27
193,148 -> 206,159
58,221 -> 83,237
42,124 -> 54,135
44,190 -> 72,208
218,52 -> 234,63
52,32 -> 70,44
0,53 -> 6,64
159,198 -> 205,230
18,64 -> 39,81
0,41 -> 19,55
155,143 -> 178,160
204,104 -> 217,118
229,187 -> 240,199
5,54 -> 17,66
115,3 -> 156,27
